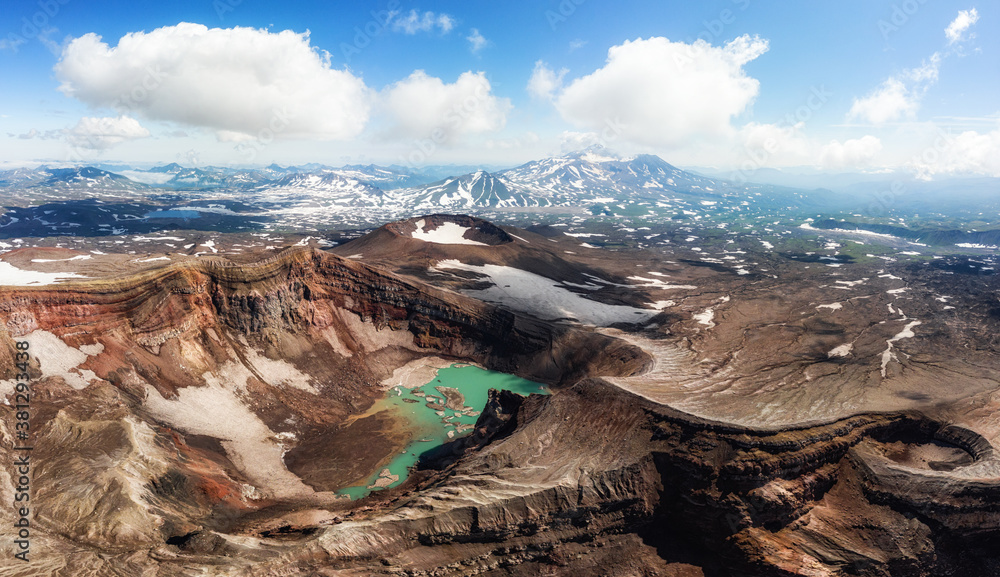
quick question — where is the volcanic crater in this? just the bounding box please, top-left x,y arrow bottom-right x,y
1,214 -> 998,576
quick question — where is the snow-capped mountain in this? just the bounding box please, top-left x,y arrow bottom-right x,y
128,165 -> 274,189
0,167 -> 50,188
254,172 -> 386,208
147,162 -> 185,173
0,147 -> 835,222
25,167 -> 148,191
391,170 -> 548,209
337,164 -> 431,189
499,147 -> 729,204
389,146 -> 736,210
119,163 -> 433,192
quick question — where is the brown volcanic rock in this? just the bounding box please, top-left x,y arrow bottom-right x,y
333,214 -> 658,300
0,246 -> 86,264
0,246 -> 648,394
285,410 -> 412,491
0,217 -> 999,576
206,379 -> 996,577
0,244 -> 655,571
384,213 -> 515,246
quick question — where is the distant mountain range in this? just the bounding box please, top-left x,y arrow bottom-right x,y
260,172 -> 388,208
3,146 -> 997,222
391,148 -> 733,210
0,166 -> 150,191
108,162 -> 491,191
0,146 -> 738,205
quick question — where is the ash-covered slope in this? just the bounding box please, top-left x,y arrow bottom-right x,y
333,214 -> 685,326
338,216 -> 1000,428
329,215 -> 1000,576
1,215 -> 1000,576
0,241 -> 649,571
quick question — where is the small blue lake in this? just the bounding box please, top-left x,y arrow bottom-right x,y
145,209 -> 201,219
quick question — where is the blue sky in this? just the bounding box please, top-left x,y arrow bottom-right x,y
1,0 -> 997,177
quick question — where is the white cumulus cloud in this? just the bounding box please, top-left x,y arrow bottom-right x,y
848,78 -> 917,125
553,35 -> 769,148
54,23 -> 371,141
467,28 -> 488,54
820,136 -> 883,169
737,121 -> 812,165
559,131 -> 605,153
945,8 -> 979,44
391,10 -> 454,34
848,54 -> 940,125
527,61 -> 567,101
851,9 -> 978,126
380,71 -> 511,145
486,132 -> 540,150
65,116 -> 150,150
913,126 -> 1000,178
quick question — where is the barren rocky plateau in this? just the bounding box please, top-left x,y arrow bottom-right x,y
1,214 -> 999,576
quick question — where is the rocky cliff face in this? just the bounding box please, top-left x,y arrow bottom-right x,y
0,246 -> 650,569
0,219 -> 998,576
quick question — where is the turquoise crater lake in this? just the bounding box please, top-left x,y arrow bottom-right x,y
336,364 -> 549,500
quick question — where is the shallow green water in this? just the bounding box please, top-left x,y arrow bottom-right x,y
336,364 -> 548,499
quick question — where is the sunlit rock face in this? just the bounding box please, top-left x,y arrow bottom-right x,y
1,214 -> 999,576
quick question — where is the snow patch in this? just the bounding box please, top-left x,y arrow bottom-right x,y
627,276 -> 697,290
0,261 -> 88,286
432,260 -> 657,326
142,360 -> 317,499
79,343 -> 104,356
693,309 -> 715,327
244,348 -> 318,394
828,343 -> 853,358
31,255 -> 91,263
133,236 -> 186,242
880,320 -> 921,378
411,219 -> 487,246
18,330 -> 92,389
